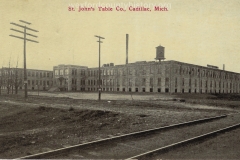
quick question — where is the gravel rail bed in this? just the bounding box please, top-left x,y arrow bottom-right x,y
21,113 -> 240,159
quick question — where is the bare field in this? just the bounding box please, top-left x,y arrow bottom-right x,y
0,92 -> 239,158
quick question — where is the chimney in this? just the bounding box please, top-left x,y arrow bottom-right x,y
223,64 -> 225,70
126,34 -> 128,64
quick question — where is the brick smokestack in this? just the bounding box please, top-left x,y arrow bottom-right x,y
126,34 -> 128,64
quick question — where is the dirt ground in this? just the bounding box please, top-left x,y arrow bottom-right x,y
0,91 -> 239,159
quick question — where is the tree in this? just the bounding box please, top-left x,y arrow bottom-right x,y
13,59 -> 22,94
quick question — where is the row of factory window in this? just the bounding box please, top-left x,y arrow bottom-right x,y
178,78 -> 239,89
54,66 -> 164,77
81,87 -> 167,93
176,66 -> 240,80
0,70 -> 52,78
27,71 -> 52,78
54,67 -> 240,82
177,89 -> 237,94
27,80 -> 52,86
81,78 -> 166,86
54,69 -> 77,76
80,87 -> 238,94
0,70 -> 17,76
78,77 -> 240,90
86,67 -> 163,76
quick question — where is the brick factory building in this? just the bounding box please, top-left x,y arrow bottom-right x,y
53,64 -> 87,91
0,67 -> 53,91
53,45 -> 240,94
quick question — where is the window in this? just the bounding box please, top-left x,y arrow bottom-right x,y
166,77 -> 169,82
114,69 -> 117,75
150,66 -> 154,74
142,68 -> 146,75
129,68 -> 133,75
191,68 -> 194,75
122,78 -> 126,85
135,70 -> 138,75
128,79 -> 132,86
65,69 -> 68,75
60,70 -> 63,75
122,69 -> 126,75
165,88 -> 169,93
158,67 -> 161,74
158,78 -> 161,85
142,78 -> 146,86
150,78 -> 153,86
117,79 -> 119,85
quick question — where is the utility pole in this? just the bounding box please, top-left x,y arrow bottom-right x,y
9,20 -> 39,100
94,35 -> 104,101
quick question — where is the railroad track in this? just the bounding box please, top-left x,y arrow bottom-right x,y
16,113 -> 240,159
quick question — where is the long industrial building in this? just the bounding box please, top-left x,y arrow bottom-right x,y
53,45 -> 240,94
2,33 -> 239,94
0,68 -> 53,91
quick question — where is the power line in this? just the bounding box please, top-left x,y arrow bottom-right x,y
9,20 -> 39,100
95,35 -> 104,101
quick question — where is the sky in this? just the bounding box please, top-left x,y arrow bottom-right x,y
0,0 -> 240,72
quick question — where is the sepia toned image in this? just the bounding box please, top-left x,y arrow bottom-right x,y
0,0 -> 240,159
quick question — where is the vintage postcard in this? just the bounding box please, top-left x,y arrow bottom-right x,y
0,0 -> 240,159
